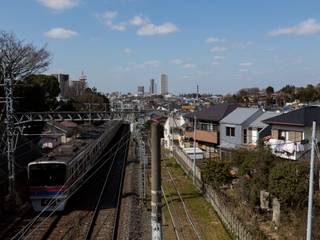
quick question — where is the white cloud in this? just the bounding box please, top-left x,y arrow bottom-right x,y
122,48 -> 134,54
210,46 -> 227,52
102,11 -> 118,19
170,58 -> 184,65
182,63 -> 195,69
44,27 -> 78,39
105,20 -> 127,31
130,15 -> 179,36
269,18 -> 320,36
97,11 -> 127,31
212,62 -> 220,65
239,62 -> 253,67
130,16 -> 149,26
137,22 -> 179,36
142,60 -> 160,67
213,56 -> 224,61
206,37 -> 225,43
239,69 -> 249,72
37,0 -> 79,10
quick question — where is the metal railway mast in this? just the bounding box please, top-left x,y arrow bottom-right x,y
4,77 -> 17,199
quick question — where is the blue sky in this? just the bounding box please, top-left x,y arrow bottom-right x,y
1,0 -> 320,94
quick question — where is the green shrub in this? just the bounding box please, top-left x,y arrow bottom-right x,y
268,161 -> 309,209
202,160 -> 232,187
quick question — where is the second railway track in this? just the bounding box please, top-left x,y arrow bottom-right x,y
4,124 -> 130,240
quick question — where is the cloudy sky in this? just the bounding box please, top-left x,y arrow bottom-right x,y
1,0 -> 320,94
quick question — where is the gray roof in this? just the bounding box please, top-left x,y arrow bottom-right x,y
220,107 -> 261,125
184,103 -> 237,122
249,111 -> 280,128
264,106 -> 320,127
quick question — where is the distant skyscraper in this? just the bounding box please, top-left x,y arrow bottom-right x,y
160,73 -> 168,95
71,71 -> 87,97
149,79 -> 155,95
52,73 -> 69,98
138,86 -> 144,96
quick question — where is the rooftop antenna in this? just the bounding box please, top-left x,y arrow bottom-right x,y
196,85 -> 199,102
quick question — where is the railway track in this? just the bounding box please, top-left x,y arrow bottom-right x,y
3,124 -> 130,240
84,126 -> 129,240
162,156 -> 202,240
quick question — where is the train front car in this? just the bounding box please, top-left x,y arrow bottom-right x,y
28,161 -> 68,211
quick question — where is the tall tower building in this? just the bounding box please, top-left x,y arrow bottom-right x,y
138,86 -> 144,96
52,73 -> 69,98
160,73 -> 168,95
71,71 -> 87,97
149,79 -> 155,95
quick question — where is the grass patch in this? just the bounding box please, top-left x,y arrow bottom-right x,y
161,157 -> 232,240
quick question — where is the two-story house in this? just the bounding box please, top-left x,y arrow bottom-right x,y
219,107 -> 264,150
183,103 -> 237,154
263,106 -> 320,160
163,115 -> 185,150
247,111 -> 280,146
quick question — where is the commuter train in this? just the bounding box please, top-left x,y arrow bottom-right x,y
27,121 -> 122,211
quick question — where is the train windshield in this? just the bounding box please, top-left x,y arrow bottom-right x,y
29,163 -> 66,186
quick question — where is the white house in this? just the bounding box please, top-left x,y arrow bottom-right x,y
163,115 -> 186,150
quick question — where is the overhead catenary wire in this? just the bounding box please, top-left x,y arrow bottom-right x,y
19,136 -> 131,240
13,131 -> 131,240
16,131 -> 130,239
84,128 -> 126,240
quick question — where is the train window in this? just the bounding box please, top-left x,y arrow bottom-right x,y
29,164 -> 66,186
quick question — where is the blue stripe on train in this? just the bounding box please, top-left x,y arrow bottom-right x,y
31,191 -> 65,197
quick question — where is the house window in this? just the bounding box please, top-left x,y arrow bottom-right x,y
226,127 -> 235,137
243,129 -> 247,144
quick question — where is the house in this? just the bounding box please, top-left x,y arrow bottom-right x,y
219,107 -> 264,150
247,111 -> 280,146
263,106 -> 320,160
40,121 -> 77,151
163,115 -> 185,150
183,103 -> 237,154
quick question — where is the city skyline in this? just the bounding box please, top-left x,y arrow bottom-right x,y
1,1 -> 320,94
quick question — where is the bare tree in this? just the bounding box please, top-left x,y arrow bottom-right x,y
0,31 -> 51,82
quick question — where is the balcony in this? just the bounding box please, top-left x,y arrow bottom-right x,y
267,138 -> 309,160
185,129 -> 218,144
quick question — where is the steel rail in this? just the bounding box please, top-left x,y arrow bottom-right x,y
84,128 -> 127,240
111,133 -> 130,240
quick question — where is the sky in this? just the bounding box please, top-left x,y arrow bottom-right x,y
1,0 -> 320,95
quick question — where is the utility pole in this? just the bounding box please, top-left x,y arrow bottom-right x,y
4,77 -> 16,202
193,115 -> 197,184
307,121 -> 316,240
151,122 -> 162,240
170,112 -> 174,156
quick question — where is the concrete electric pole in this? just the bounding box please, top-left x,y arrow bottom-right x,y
151,122 -> 162,240
307,121 -> 316,240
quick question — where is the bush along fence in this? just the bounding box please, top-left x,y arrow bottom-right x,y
173,147 -> 268,240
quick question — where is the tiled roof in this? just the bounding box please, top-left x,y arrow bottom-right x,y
184,103 -> 237,122
263,106 -> 320,126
